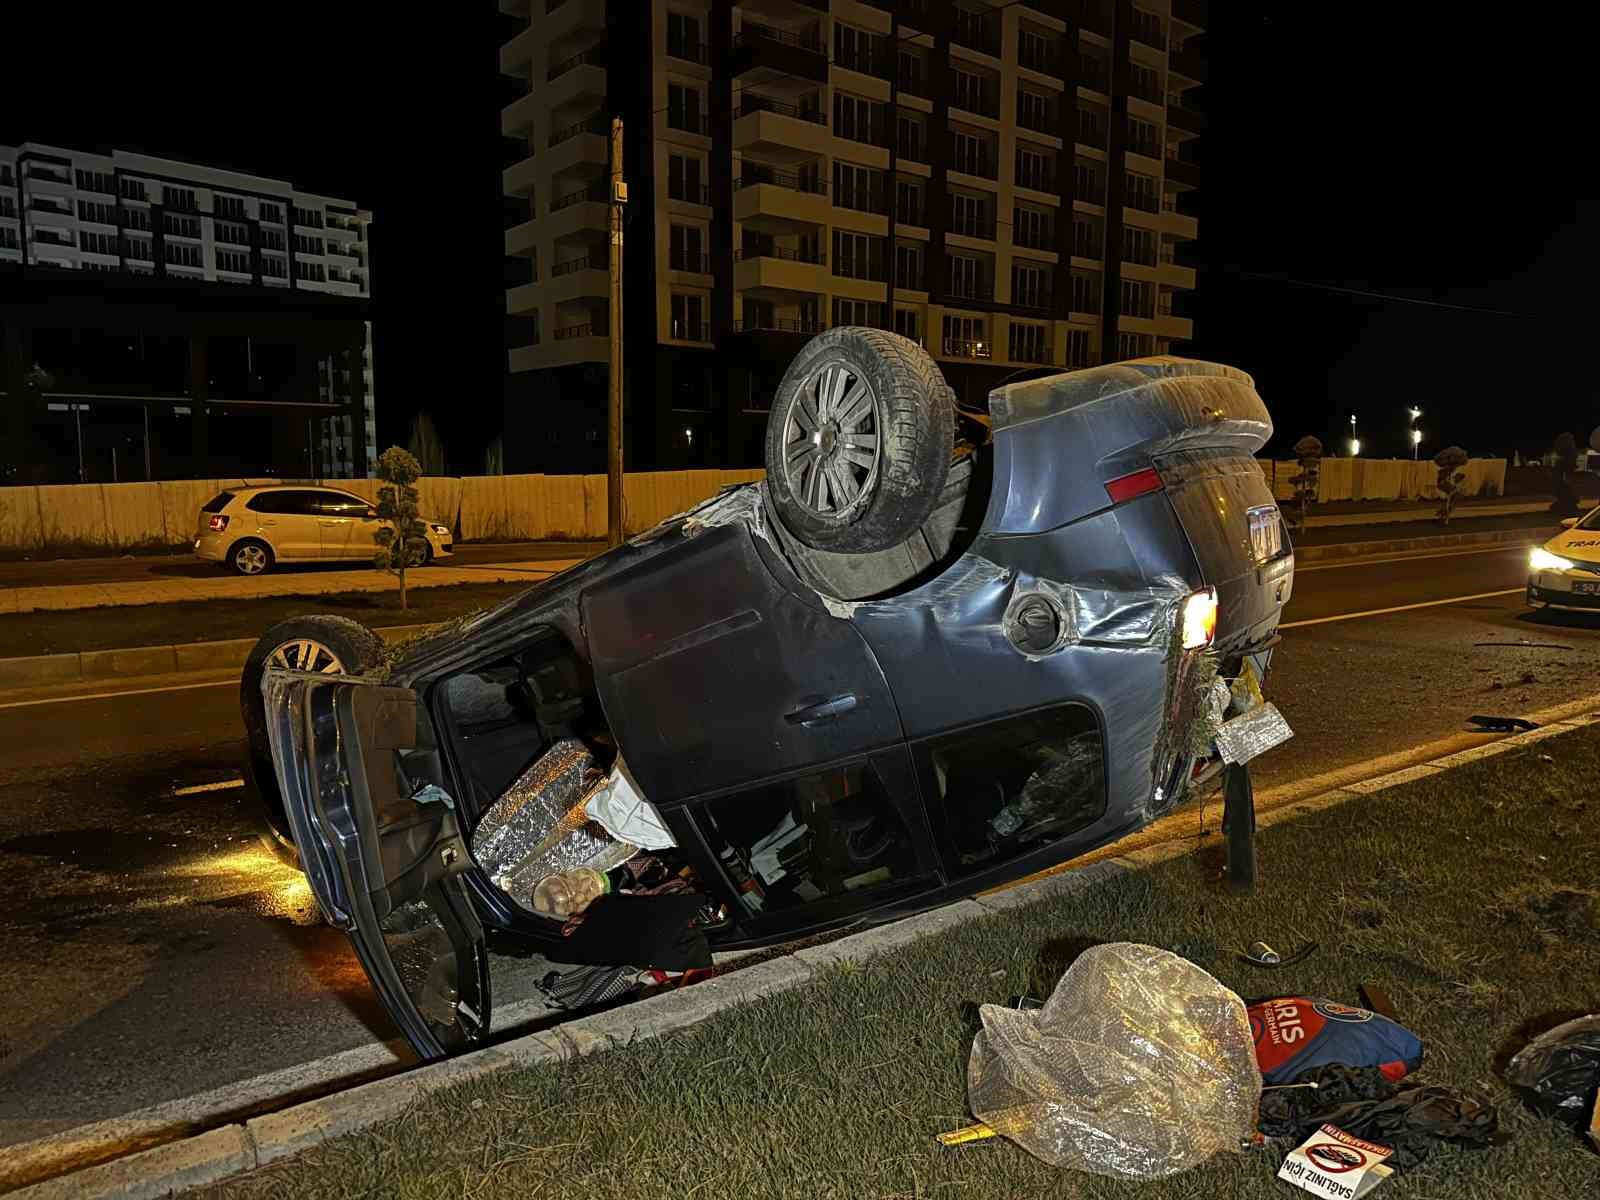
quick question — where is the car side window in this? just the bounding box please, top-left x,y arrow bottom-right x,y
316,492 -> 371,517
915,706 -> 1105,877
248,490 -> 317,514
696,758 -> 924,916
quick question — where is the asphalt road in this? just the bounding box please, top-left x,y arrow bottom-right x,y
3,542 -> 1598,1153
0,540 -> 603,589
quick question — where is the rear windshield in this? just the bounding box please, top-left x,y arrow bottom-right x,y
1578,505 -> 1600,531
201,491 -> 234,513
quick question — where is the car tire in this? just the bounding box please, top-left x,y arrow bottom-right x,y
228,538 -> 274,576
240,615 -> 386,868
764,327 -> 955,553
418,540 -> 434,566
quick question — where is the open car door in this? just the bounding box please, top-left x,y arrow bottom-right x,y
263,672 -> 490,1060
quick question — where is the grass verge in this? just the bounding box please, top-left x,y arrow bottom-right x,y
0,583 -> 529,658
207,727 -> 1600,1200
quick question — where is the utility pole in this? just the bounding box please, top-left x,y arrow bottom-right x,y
606,117 -> 626,547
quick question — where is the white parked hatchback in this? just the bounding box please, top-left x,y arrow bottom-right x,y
194,485 -> 454,575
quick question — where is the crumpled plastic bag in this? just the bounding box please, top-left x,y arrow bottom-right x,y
1506,1015 -> 1600,1134
966,942 -> 1261,1179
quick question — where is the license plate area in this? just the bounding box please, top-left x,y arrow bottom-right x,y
1248,504 -> 1283,563
1573,581 -> 1600,595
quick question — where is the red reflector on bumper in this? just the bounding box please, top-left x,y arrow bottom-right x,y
1105,467 -> 1163,504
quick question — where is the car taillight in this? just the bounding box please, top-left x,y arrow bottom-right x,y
1181,588 -> 1217,650
208,514 -> 229,532
1104,467 -> 1163,505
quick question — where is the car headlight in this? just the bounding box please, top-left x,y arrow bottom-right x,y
1530,547 -> 1574,572
430,523 -> 450,536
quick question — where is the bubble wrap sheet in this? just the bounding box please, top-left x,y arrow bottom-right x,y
967,942 -> 1260,1180
471,739 -> 636,911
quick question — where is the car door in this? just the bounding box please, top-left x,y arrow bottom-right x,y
246,490 -> 321,559
263,670 -> 489,1060
580,519 -> 942,939
580,520 -> 904,803
314,490 -> 375,560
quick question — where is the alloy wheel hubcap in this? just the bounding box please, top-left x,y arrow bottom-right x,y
267,639 -> 346,675
237,545 -> 266,573
782,362 -> 881,518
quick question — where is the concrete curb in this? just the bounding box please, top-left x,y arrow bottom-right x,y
0,624 -> 436,692
1293,523 -> 1543,563
11,710 -> 1596,1198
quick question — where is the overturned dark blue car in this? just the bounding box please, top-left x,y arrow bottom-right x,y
242,329 -> 1295,1060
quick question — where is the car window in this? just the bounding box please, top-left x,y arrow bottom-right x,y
201,491 -> 234,513
916,706 -> 1105,878
246,489 -> 322,515
316,492 -> 372,517
695,759 -> 923,916
1577,506 -> 1600,531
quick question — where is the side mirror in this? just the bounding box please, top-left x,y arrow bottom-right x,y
1560,517 -> 1579,529
365,507 -> 378,520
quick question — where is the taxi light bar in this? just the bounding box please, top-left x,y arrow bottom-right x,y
1181,588 -> 1218,650
1105,467 -> 1164,505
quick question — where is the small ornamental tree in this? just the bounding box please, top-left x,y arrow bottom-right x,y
1551,432 -> 1580,518
372,446 -> 429,610
1433,445 -> 1469,525
1289,435 -> 1322,530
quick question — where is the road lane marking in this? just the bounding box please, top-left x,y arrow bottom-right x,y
172,779 -> 245,796
1294,543 -> 1534,572
1282,587 -> 1525,629
0,678 -> 234,711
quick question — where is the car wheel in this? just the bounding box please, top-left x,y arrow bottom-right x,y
240,615 -> 386,868
418,540 -> 434,566
764,327 -> 955,553
229,539 -> 274,576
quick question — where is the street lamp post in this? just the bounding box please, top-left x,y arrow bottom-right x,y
1408,407 -> 1422,459
1349,413 -> 1359,457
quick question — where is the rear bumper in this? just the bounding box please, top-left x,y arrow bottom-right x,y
194,532 -> 228,562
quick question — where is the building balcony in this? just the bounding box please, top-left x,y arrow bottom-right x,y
546,196 -> 609,245
549,264 -> 608,303
733,102 -> 830,162
546,47 -> 605,112
734,178 -> 831,232
24,166 -> 72,189
542,0 -> 604,54
505,219 -> 539,257
945,281 -> 995,304
1165,156 -> 1201,189
502,155 -> 538,197
1009,291 -> 1054,315
499,24 -> 539,77
731,21 -> 828,83
1157,204 -> 1199,240
1168,102 -> 1206,134
735,246 -> 828,299
740,0 -> 827,16
1157,259 -> 1197,289
1155,312 -> 1194,340
732,317 -> 822,333
949,216 -> 997,241
1173,0 -> 1208,29
502,91 -> 540,138
549,111 -> 608,149
951,13 -> 1000,58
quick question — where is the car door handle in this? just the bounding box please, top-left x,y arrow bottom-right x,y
785,694 -> 858,726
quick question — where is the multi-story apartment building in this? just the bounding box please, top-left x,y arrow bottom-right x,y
0,144 -> 376,483
498,0 -> 1203,473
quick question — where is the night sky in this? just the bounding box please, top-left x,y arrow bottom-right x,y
3,1 -> 1594,467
